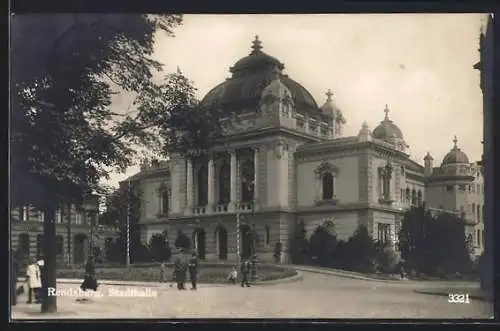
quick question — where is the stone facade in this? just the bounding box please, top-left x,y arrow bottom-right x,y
124,37 -> 484,262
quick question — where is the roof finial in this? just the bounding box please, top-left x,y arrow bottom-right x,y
326,89 -> 333,101
453,135 -> 458,148
384,104 -> 390,120
251,35 -> 263,54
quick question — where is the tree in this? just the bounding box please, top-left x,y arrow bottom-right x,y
289,220 -> 309,264
344,225 -> 376,273
174,230 -> 191,250
149,231 -> 172,262
398,206 -> 433,276
308,224 -> 337,267
374,242 -> 400,274
11,14 -> 212,313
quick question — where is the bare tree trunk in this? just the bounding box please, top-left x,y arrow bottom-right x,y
66,203 -> 72,267
41,206 -> 57,313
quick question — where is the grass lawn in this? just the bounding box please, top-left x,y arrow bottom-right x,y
57,263 -> 297,283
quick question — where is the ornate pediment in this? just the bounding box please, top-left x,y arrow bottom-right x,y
315,161 -> 339,175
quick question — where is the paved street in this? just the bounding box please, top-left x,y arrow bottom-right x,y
11,271 -> 493,319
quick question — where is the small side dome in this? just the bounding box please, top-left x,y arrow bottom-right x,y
442,136 -> 470,165
372,104 -> 404,141
260,66 -> 293,102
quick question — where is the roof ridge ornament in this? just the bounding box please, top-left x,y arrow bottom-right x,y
326,89 -> 333,102
251,35 -> 263,54
384,104 -> 390,120
453,135 -> 458,149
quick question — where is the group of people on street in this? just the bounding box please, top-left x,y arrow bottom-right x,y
10,250 -> 98,306
227,258 -> 252,287
10,251 -> 45,306
168,249 -> 199,290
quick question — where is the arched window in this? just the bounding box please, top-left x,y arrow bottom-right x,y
477,204 -> 481,222
472,203 -> 476,220
417,190 -> 422,206
322,172 -> 334,200
162,189 -> 169,215
411,189 -> 417,205
482,205 -> 485,222
405,188 -> 410,203
477,229 -> 481,247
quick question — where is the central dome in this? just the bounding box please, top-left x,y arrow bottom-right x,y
200,36 -> 319,113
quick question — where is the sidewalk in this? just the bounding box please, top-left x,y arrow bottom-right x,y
283,264 -> 403,283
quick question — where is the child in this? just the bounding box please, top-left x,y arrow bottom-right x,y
227,267 -> 237,284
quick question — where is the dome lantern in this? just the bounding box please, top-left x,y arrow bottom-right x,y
441,135 -> 470,166
250,35 -> 263,54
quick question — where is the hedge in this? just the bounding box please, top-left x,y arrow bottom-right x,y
56,264 -> 297,283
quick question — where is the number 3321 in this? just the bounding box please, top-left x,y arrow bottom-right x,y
448,294 -> 470,304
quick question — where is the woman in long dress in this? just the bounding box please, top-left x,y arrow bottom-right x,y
78,257 -> 98,301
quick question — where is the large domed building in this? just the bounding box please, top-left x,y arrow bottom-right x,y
122,36 -> 484,262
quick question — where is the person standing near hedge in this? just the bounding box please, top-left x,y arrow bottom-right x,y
173,249 -> 188,290
240,259 -> 251,288
188,252 -> 199,290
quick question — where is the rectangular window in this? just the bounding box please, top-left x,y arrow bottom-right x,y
55,209 -> 63,223
446,185 -> 453,192
377,223 -> 390,245
56,236 -> 64,255
459,184 -> 466,191
75,211 -> 82,225
477,230 -> 481,248
472,185 -> 475,193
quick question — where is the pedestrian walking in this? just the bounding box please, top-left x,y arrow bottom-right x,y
11,250 -> 20,306
26,257 -> 42,304
79,256 -> 98,301
240,259 -> 251,288
188,252 -> 199,290
173,249 -> 188,290
159,262 -> 166,283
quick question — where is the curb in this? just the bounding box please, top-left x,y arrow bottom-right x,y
290,267 -> 402,283
17,271 -> 303,288
413,289 -> 492,302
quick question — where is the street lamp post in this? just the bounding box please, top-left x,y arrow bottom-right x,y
235,201 -> 241,267
125,179 -> 131,267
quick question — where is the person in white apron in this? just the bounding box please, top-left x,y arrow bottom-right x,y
25,257 -> 42,304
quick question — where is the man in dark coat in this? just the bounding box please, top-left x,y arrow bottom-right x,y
240,259 -> 251,288
173,249 -> 188,290
80,257 -> 98,292
188,252 -> 199,290
11,250 -> 19,306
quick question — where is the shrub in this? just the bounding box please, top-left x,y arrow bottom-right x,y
343,225 -> 376,273
174,230 -> 190,249
308,225 -> 337,267
149,231 -> 172,262
289,220 -> 309,265
374,242 -> 400,274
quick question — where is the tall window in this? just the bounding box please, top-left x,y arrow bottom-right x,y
264,225 -> 270,246
472,203 -> 476,221
482,230 -> 485,247
161,190 -> 169,215
322,172 -> 334,200
400,189 -> 404,203
477,204 -> 481,222
417,190 -> 422,206
75,210 -> 83,225
55,209 -> 63,223
38,211 -> 44,223
196,164 -> 208,206
218,158 -> 230,204
19,206 -> 29,221
56,235 -> 64,255
482,205 -> 485,221
411,189 -> 417,205
240,159 -> 255,203
405,188 -> 410,203
477,184 -> 480,194
377,223 -> 391,245
477,229 -> 481,247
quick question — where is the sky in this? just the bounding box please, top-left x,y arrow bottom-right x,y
106,13 -> 486,187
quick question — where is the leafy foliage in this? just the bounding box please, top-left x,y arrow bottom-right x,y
308,224 -> 337,267
374,242 -> 400,274
174,230 -> 191,250
342,225 -> 376,273
289,220 -> 309,264
149,231 -> 172,262
398,206 -> 472,276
